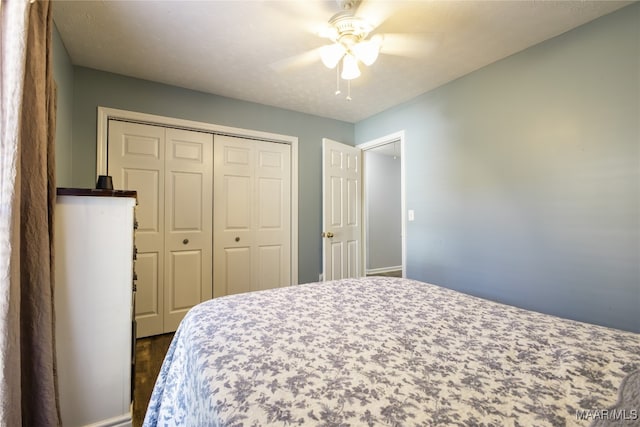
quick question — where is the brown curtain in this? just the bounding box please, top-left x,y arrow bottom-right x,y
0,0 -> 59,426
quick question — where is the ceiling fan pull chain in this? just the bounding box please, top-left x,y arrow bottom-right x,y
346,80 -> 352,101
335,66 -> 341,95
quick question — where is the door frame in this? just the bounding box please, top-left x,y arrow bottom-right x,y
96,106 -> 299,286
357,130 -> 406,278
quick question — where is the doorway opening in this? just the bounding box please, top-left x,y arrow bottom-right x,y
358,131 -> 406,278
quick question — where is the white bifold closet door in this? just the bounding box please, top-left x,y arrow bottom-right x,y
108,120 -> 212,337
213,135 -> 291,297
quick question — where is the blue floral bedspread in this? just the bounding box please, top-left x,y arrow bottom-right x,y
143,277 -> 640,426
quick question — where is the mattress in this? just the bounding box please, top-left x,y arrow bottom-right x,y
143,277 -> 640,426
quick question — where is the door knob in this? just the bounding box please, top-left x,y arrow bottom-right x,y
235,237 -> 240,242
183,239 -> 189,245
322,231 -> 334,238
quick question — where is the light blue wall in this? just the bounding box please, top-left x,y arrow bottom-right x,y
52,24 -> 73,187
70,67 -> 353,285
356,4 -> 639,332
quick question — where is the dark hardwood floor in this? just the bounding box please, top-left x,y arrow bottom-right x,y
367,270 -> 402,278
133,333 -> 174,427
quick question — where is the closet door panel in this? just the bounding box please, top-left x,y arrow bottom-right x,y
168,250 -> 203,309
254,141 -> 291,289
214,136 -> 255,297
109,121 -> 165,337
164,128 -> 213,332
257,245 -> 282,291
124,169 -> 161,234
134,252 -> 160,319
224,175 -> 251,229
214,136 -> 291,297
223,247 -> 252,295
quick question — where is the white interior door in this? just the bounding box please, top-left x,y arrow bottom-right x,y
109,121 -> 165,337
163,128 -> 213,331
322,138 -> 362,280
213,135 -> 291,297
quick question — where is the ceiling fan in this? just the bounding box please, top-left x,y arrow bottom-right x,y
317,0 -> 384,80
269,0 -> 434,99
269,0 -> 404,73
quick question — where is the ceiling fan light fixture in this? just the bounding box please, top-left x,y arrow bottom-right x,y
341,54 -> 361,80
320,43 -> 346,69
352,36 -> 382,66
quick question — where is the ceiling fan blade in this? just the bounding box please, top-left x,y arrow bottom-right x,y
354,0 -> 397,31
352,35 -> 382,66
261,0 -> 338,36
269,47 -> 323,73
378,33 -> 443,58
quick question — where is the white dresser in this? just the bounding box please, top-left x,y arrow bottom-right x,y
54,189 -> 137,427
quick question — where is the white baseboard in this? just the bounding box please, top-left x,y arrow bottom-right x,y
366,265 -> 402,275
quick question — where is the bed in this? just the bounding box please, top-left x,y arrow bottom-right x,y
143,277 -> 640,426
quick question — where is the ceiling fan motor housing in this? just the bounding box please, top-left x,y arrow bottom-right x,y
328,11 -> 373,46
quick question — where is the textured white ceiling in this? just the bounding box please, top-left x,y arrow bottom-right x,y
53,0 -> 631,123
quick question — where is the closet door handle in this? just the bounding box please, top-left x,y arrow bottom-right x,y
183,239 -> 189,245
235,237 -> 240,242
